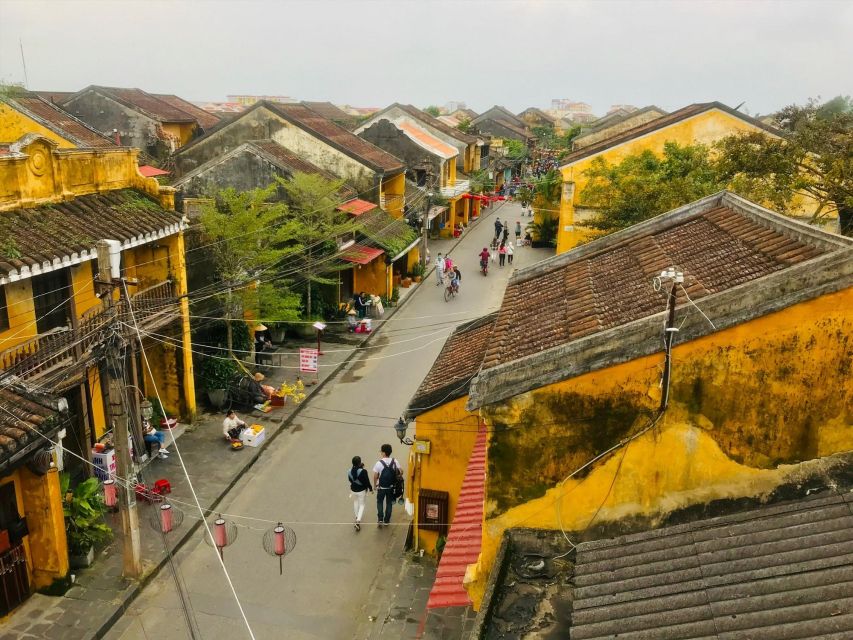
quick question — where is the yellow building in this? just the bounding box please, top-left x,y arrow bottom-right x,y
0,134 -> 196,612
556,102 -> 783,253
407,191 -> 852,611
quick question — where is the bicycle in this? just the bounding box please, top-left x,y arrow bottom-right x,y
480,258 -> 488,276
443,279 -> 459,302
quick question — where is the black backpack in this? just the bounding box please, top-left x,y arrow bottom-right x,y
379,459 -> 400,489
348,467 -> 364,489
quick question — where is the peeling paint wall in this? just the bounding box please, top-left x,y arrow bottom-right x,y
467,288 -> 852,608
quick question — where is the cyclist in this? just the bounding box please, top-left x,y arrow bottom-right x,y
450,266 -> 461,293
479,247 -> 490,275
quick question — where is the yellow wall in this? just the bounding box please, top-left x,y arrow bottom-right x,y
353,257 -> 389,298
557,108 -> 777,253
466,288 -> 852,607
410,397 -> 481,553
381,173 -> 406,219
17,467 -> 69,589
161,122 -> 197,148
0,104 -> 77,148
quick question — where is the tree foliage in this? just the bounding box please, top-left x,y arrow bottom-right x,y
456,116 -> 472,133
581,143 -> 723,232
423,105 -> 441,117
504,139 -> 529,163
715,96 -> 853,234
468,168 -> 494,194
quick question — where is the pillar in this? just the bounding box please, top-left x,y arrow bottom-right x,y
18,467 -> 69,589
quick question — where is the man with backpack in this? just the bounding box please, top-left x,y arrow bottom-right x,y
373,444 -> 402,526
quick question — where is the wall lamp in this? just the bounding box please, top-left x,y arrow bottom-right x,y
394,417 -> 414,445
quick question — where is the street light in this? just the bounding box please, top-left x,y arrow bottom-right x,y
394,417 -> 414,445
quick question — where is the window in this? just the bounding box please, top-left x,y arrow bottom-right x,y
0,285 -> 8,332
31,269 -> 72,334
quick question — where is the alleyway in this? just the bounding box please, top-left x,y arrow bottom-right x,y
105,202 -> 550,640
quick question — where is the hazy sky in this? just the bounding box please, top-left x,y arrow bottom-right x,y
1,0 -> 850,116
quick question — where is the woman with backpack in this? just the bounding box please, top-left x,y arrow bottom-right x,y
348,456 -> 373,531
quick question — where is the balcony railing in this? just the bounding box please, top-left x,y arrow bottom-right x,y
0,280 -> 179,388
440,180 -> 471,199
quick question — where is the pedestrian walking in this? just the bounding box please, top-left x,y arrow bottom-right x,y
494,218 -> 503,241
435,253 -> 445,286
502,225 -> 509,244
498,242 -> 507,267
515,221 -> 522,242
507,242 -> 514,265
373,444 -> 402,526
348,456 -> 373,531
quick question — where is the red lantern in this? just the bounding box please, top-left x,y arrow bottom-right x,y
262,522 -> 297,575
103,479 -> 117,510
204,515 -> 238,561
160,504 -> 173,533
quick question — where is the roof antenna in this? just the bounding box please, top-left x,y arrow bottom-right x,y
19,39 -> 30,89
734,101 -> 746,111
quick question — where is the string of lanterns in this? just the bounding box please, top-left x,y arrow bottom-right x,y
101,479 -> 299,574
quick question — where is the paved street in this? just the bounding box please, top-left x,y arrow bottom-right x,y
105,201 -> 549,640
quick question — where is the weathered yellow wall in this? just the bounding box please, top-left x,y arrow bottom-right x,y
0,280 -> 37,349
381,173 -> 406,219
353,258 -> 389,298
0,104 -> 77,148
17,467 -> 69,589
467,288 -> 852,607
557,108 -> 776,253
161,122 -> 197,148
410,398 -> 480,553
0,472 -> 34,587
88,366 -> 107,438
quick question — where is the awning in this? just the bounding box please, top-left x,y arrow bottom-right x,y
390,237 -> 421,263
461,193 -> 488,202
340,244 -> 385,265
138,165 -> 170,177
427,205 -> 447,222
337,198 -> 377,217
0,381 -> 68,474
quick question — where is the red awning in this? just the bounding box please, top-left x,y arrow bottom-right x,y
340,244 -> 384,265
427,426 -> 487,609
461,194 -> 488,202
337,198 -> 377,216
138,165 -> 170,177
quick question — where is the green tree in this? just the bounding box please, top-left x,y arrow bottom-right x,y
468,168 -> 495,194
504,139 -> 530,163
277,172 -> 356,318
424,105 -> 441,117
456,116 -> 472,133
200,185 -> 302,353
715,96 -> 853,235
581,142 -> 724,232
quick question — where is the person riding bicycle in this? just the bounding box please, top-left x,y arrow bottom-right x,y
479,247 -> 490,269
450,266 -> 461,292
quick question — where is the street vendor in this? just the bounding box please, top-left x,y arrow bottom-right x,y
222,409 -> 247,441
254,324 -> 273,366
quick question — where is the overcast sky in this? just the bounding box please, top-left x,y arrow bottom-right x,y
1,0 -> 850,116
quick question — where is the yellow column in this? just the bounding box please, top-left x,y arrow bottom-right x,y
19,467 -> 69,589
174,232 -> 197,418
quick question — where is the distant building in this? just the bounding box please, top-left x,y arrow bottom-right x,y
607,103 -> 637,114
550,99 -> 597,124
226,95 -> 297,106
198,102 -> 245,115
443,101 -> 466,114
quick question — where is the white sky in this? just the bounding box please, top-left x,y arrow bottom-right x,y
1,0 -> 850,117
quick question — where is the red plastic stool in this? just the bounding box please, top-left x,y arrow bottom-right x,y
153,479 -> 172,495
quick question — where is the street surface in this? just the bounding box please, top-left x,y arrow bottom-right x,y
106,201 -> 550,640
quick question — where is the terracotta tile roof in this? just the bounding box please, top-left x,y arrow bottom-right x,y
249,140 -> 356,198
152,94 -> 221,129
34,91 -> 74,105
427,426 -> 487,609
340,244 -> 384,265
2,93 -> 116,147
570,491 -> 853,639
358,208 -> 418,257
407,314 -> 497,417
473,105 -> 526,128
138,165 -> 170,177
398,122 -> 459,159
480,192 -> 848,372
518,107 -> 557,123
393,104 -> 479,144
266,102 -> 405,175
338,198 -> 376,216
576,105 -> 667,139
0,189 -> 183,283
83,86 -> 196,123
0,381 -> 66,473
561,101 -> 781,166
301,101 -> 359,129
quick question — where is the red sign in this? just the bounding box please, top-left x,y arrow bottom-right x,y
299,348 -> 318,373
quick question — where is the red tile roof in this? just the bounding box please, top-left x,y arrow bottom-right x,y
398,122 -> 458,158
3,93 -> 116,148
338,198 -> 377,216
407,314 -> 497,417
152,94 -> 221,129
480,192 -> 845,373
267,102 -> 404,175
0,381 -> 66,473
340,244 -> 384,265
301,101 -> 359,128
427,426 -> 487,609
34,91 -> 74,105
561,102 -> 781,166
80,86 -> 196,123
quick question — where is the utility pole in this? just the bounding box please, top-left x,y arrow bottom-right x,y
420,168 -> 435,269
97,240 -> 143,579
658,268 -> 682,413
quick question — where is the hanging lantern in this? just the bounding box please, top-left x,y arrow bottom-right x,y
148,502 -> 184,534
262,522 -> 297,575
103,479 -> 117,510
203,515 -> 238,561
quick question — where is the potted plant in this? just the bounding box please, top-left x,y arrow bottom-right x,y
60,473 -> 113,568
410,262 -> 425,283
198,357 -> 238,409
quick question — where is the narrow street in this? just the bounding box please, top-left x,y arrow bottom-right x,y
106,202 -> 550,640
